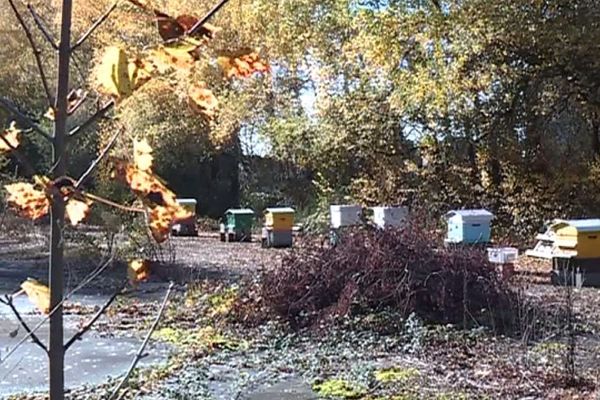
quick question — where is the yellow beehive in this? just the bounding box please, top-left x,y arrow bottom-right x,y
552,219 -> 600,259
264,207 -> 295,231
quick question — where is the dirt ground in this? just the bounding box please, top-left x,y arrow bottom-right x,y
2,225 -> 600,399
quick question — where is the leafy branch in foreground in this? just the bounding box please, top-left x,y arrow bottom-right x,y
0,0 -> 271,397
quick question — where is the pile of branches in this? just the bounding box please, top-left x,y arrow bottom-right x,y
256,225 -> 527,332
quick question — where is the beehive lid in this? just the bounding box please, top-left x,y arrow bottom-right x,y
226,208 -> 255,215
553,219 -> 600,233
265,207 -> 295,214
176,198 -> 197,205
330,204 -> 361,211
445,209 -> 494,220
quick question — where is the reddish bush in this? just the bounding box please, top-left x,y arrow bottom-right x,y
258,224 -> 522,331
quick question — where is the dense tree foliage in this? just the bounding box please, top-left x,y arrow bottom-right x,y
3,0 -> 600,237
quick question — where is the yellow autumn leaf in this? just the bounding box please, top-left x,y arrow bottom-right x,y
148,42 -> 199,73
128,59 -> 153,90
21,279 -> 50,314
133,138 -> 153,171
44,107 -> 56,121
65,199 -> 91,226
128,259 -> 150,284
0,121 -> 21,152
96,46 -> 133,98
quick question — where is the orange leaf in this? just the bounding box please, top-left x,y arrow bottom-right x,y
133,138 -> 153,171
217,50 -> 270,79
188,84 -> 219,119
65,199 -> 91,226
148,203 -> 191,242
112,161 -> 192,243
21,279 -> 50,314
147,205 -> 173,242
128,259 -> 151,283
0,122 -> 21,152
5,181 -> 49,220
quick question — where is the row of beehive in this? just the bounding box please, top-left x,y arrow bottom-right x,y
332,206 -> 494,244
219,207 -> 295,247
189,197 -> 600,262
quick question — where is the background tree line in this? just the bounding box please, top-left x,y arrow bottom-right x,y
3,0 -> 600,240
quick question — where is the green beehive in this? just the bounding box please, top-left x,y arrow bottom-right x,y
221,208 -> 254,242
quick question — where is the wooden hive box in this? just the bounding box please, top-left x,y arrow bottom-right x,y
330,204 -> 362,229
264,207 -> 295,231
445,209 -> 494,244
371,206 -> 408,229
552,219 -> 600,259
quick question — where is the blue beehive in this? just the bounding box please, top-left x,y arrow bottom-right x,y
445,209 -> 494,244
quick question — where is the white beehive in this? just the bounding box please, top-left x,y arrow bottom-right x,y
372,206 -> 408,229
487,247 -> 518,264
330,205 -> 362,229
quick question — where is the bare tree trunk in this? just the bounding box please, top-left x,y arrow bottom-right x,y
49,0 -> 72,399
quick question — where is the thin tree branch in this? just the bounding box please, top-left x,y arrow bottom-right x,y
68,100 -> 115,139
72,0 -> 120,51
6,0 -> 54,105
0,255 -> 114,365
82,192 -> 145,213
67,89 -> 88,115
64,282 -> 125,351
0,129 -> 37,176
0,97 -> 52,141
75,127 -> 123,189
3,295 -> 49,354
187,0 -> 231,36
108,282 -> 174,400
26,4 -> 59,50
29,3 -> 85,84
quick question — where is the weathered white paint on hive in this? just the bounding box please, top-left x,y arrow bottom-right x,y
371,206 -> 408,228
330,204 -> 362,228
487,247 -> 518,264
